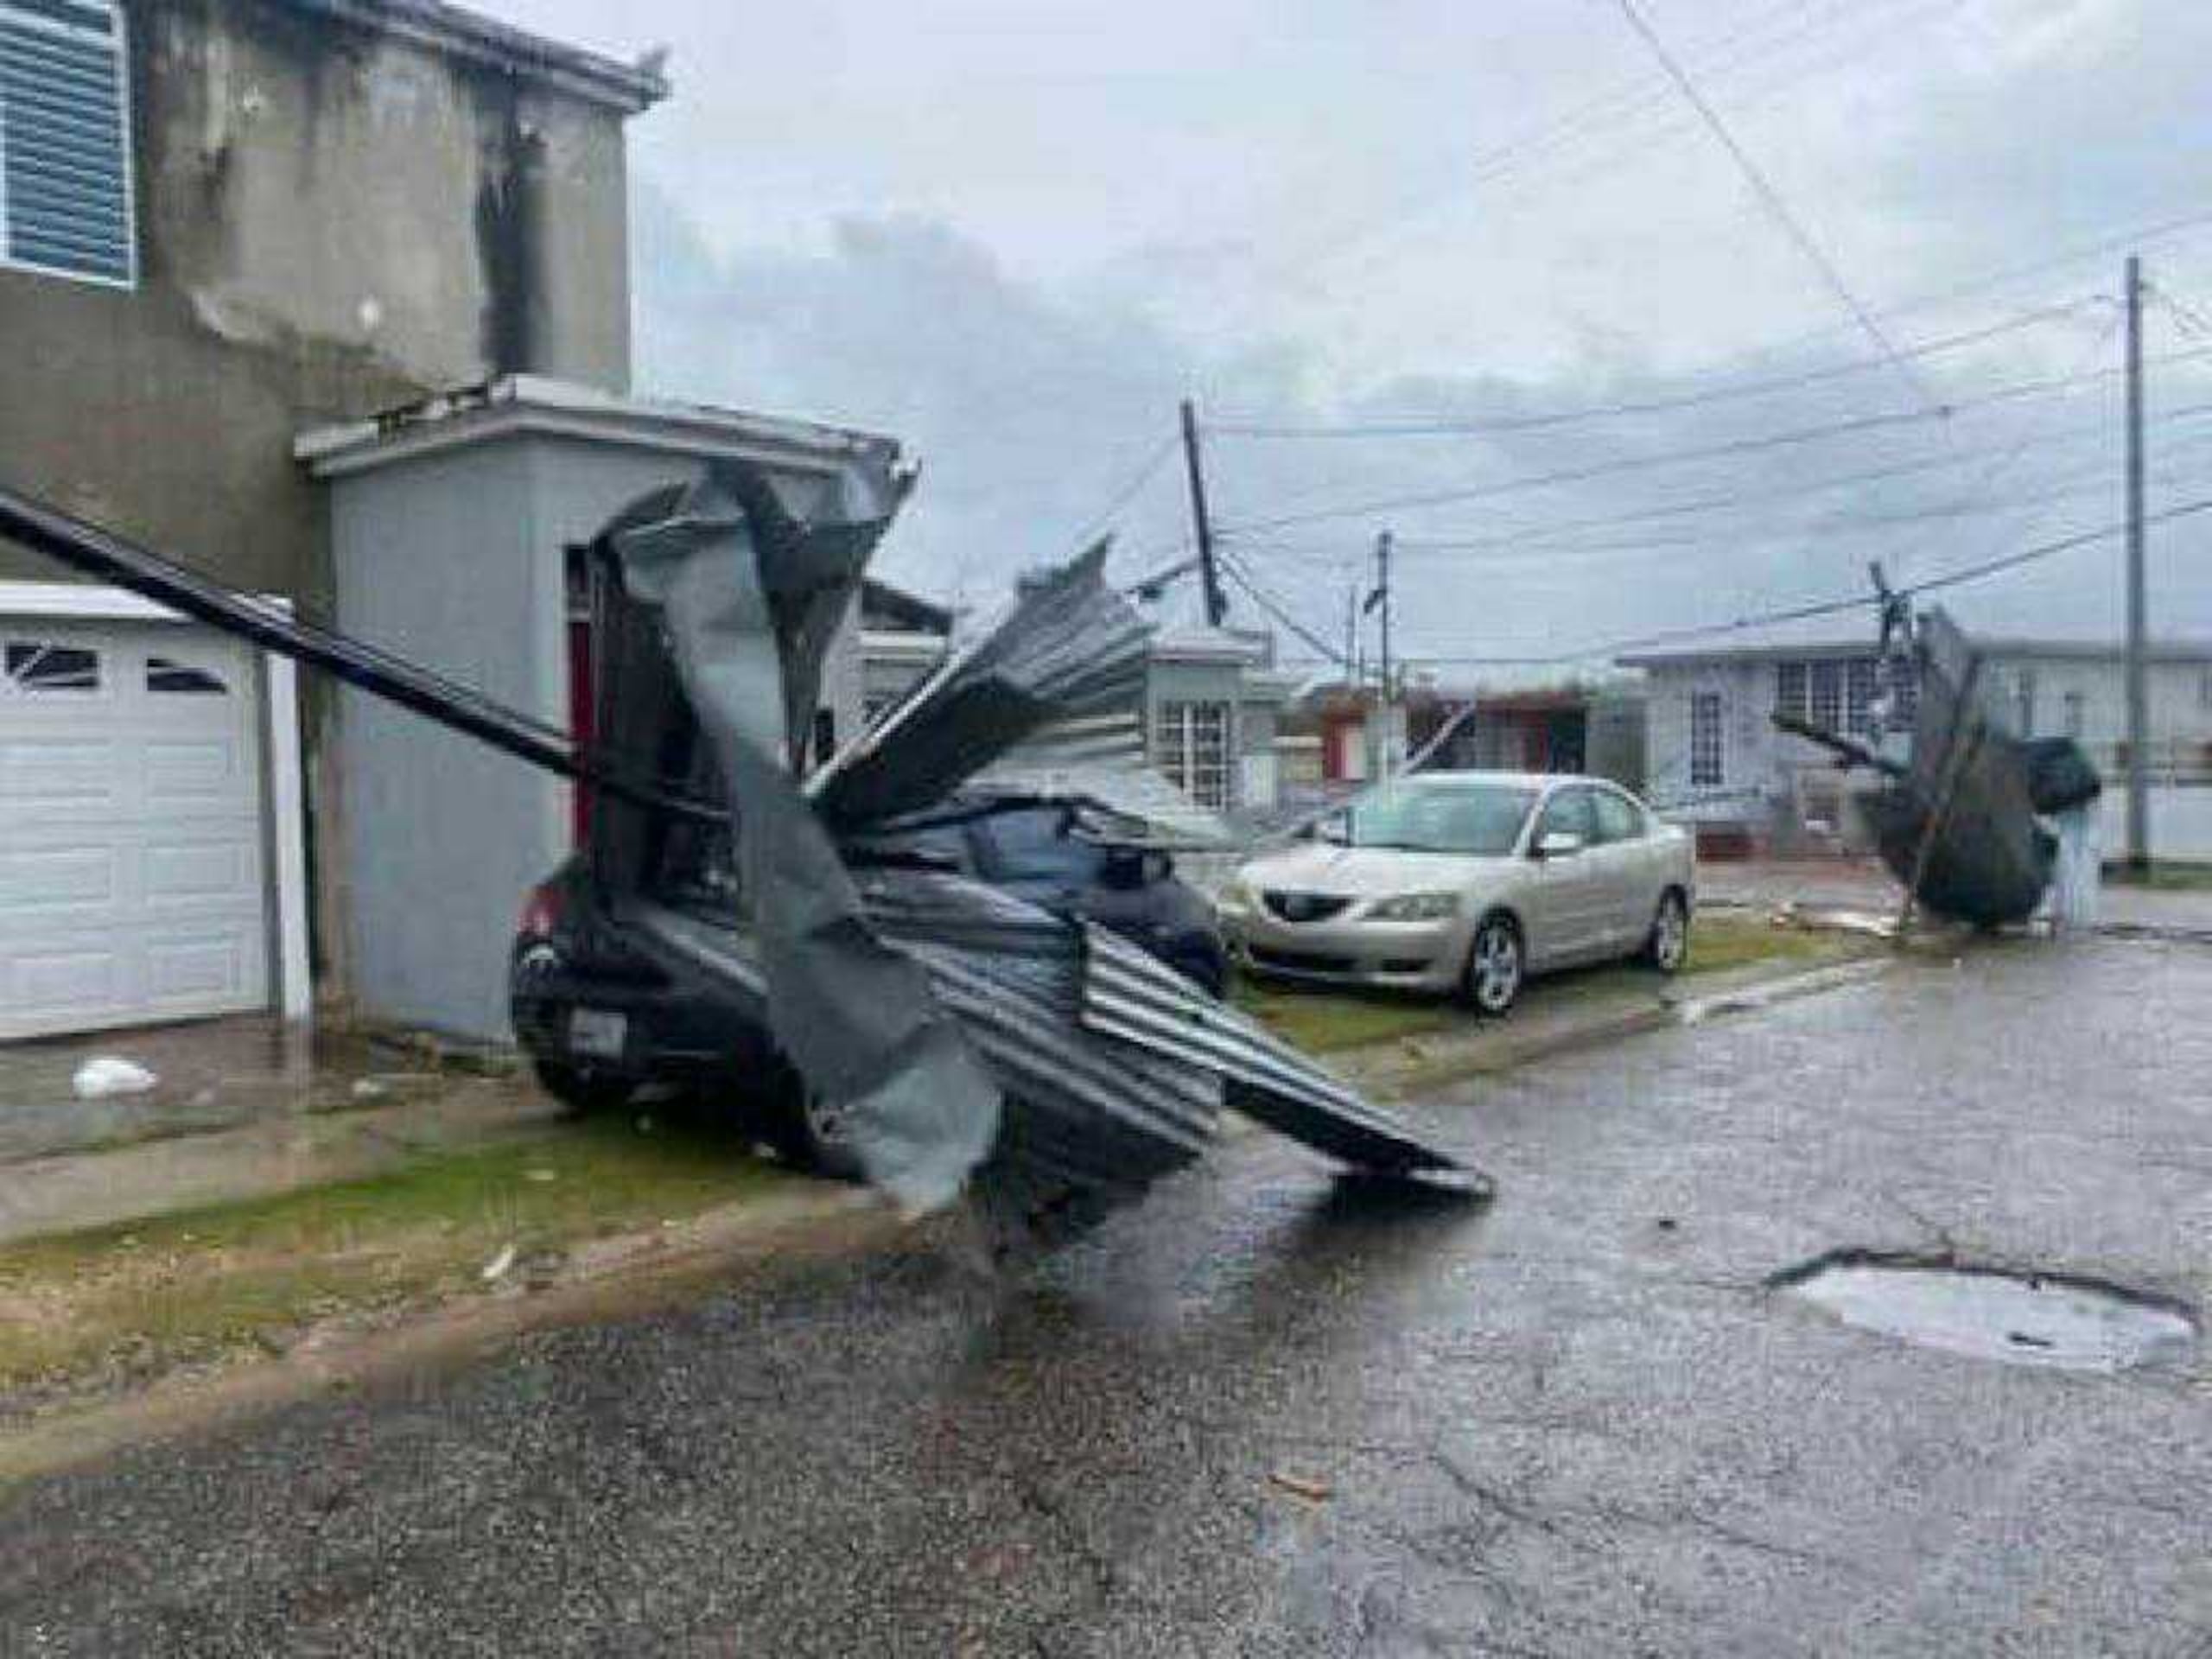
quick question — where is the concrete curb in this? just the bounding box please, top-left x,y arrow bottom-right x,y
0,1181 -> 893,1489
1333,953 -> 1894,1100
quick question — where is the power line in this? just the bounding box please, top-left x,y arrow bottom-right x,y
1613,0 -> 1940,415
1248,0 -> 1955,305
1274,497 -> 2212,671
1205,298 -> 2101,440
1217,347 -> 2212,537
2147,276 -> 2212,341
1236,455 -> 2212,573
1221,397 -> 2212,570
1693,207 -> 2212,385
1238,395 -> 2212,558
1061,431 -> 1179,556
1217,550 -> 1348,665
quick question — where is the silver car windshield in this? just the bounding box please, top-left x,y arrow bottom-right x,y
1345,782 -> 1539,855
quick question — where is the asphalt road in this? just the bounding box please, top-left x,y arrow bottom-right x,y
6,938 -> 2211,1656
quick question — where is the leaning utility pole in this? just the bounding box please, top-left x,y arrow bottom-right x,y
1370,529 -> 1394,780
1179,397 -> 1228,627
2125,255 -> 2150,870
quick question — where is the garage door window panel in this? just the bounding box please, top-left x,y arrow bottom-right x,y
4,639 -> 101,694
146,657 -> 228,696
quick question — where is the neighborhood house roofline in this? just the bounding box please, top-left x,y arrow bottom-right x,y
295,375 -> 902,480
291,0 -> 669,113
1617,636 -> 2212,670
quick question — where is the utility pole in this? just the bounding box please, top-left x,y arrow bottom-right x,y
2124,256 -> 2151,871
1179,398 -> 1227,628
1343,582 -> 1357,688
1368,529 -> 1394,780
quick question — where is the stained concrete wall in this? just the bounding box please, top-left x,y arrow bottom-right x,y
0,0 -> 636,608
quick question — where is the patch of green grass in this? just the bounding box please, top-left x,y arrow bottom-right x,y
2106,860 -> 2212,892
1233,913 -> 1861,1058
1231,981 -> 1459,1053
0,1111 -> 789,1391
1682,913 -> 1859,976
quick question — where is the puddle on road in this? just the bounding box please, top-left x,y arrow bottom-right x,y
1775,1254 -> 2199,1372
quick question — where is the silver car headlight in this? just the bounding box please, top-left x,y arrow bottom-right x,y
1367,892 -> 1460,922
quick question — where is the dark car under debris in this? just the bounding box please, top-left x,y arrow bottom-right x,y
511,792 -> 1229,1175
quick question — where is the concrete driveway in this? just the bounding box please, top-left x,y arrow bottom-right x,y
3,936 -> 2209,1655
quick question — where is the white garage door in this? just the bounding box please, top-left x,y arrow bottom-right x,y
0,620 -> 270,1039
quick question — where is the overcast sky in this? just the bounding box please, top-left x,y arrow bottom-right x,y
493,0 -> 2212,673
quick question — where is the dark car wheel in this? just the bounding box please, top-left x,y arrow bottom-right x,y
1643,889 -> 1690,975
757,1071 -> 864,1183
1460,914 -> 1524,1016
532,1058 -> 636,1115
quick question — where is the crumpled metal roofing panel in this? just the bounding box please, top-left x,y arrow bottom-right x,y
969,712 -> 1237,849
1078,925 -> 1462,1177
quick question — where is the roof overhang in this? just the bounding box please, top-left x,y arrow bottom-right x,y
291,0 -> 669,114
296,375 -> 902,483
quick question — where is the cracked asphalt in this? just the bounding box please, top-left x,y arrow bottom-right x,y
5,937 -> 2210,1656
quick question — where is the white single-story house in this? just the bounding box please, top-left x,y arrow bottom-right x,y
855,612 -> 1299,818
1618,621 -> 2212,857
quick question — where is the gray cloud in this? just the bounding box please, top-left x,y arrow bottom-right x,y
490,0 -> 2212,667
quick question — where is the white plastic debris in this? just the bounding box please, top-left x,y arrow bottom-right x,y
480,1243 -> 518,1283
350,1078 -> 388,1101
72,1057 -> 158,1098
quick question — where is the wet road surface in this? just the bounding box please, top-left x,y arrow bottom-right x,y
5,938 -> 2211,1656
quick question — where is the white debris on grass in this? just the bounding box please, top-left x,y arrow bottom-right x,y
480,1243 -> 518,1283
72,1057 -> 159,1099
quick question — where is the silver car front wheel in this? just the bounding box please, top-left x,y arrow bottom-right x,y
1464,916 -> 1524,1015
1645,890 -> 1690,975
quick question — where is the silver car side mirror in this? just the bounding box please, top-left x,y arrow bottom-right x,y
1534,830 -> 1585,860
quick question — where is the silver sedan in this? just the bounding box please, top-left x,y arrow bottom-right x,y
1217,771 -> 1696,1014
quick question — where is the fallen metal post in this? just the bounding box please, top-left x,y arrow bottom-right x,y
0,485 -> 720,824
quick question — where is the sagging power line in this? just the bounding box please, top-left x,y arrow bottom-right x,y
1216,346 -> 2212,537
1208,296 -> 2101,442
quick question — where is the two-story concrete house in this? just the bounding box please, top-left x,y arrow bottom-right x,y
0,1 -> 906,1043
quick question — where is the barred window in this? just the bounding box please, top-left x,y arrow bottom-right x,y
1689,691 -> 1725,788
1154,699 -> 1232,810
1808,661 -> 1842,733
1,0 -> 136,287
1846,658 -> 1878,735
1887,658 -> 1919,729
1775,661 -> 1808,722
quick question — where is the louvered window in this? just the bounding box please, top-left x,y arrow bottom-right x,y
0,0 -> 136,287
